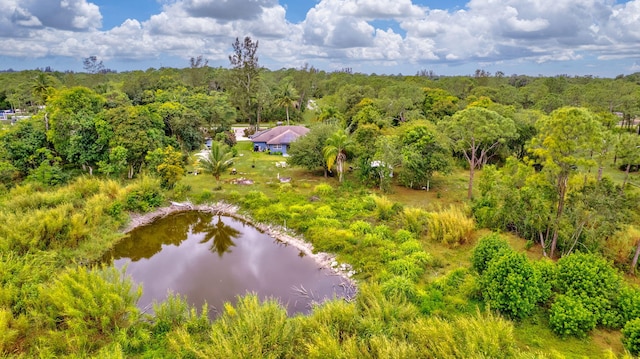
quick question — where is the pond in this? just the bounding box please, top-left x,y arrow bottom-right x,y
103,211 -> 352,316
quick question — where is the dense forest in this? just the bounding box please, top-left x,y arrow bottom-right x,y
2,47 -> 640,357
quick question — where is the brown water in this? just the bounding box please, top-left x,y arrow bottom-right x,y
103,211 -> 351,316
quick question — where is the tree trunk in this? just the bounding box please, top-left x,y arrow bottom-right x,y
550,173 -> 568,258
597,166 -> 603,181
467,140 -> 476,200
285,106 -> 290,126
622,163 -> 631,192
631,239 -> 640,274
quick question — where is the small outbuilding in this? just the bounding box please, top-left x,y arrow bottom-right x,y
250,125 -> 309,156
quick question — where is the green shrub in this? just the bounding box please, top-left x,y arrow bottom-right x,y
471,233 -> 512,274
426,205 -> 474,246
37,266 -> 141,354
381,276 -> 418,301
399,239 -> 423,254
400,207 -> 429,235
306,227 -> 355,252
349,220 -> 372,235
394,229 -> 415,243
203,295 -> 297,358
532,258 -> 557,305
481,252 -> 541,319
315,205 -> 336,218
549,294 -> 597,337
313,183 -> 334,196
617,285 -> 640,324
124,176 -> 164,212
407,310 -> 519,358
622,318 -> 640,356
195,189 -> 214,204
388,258 -> 425,281
372,195 -> 396,220
556,252 -> 622,328
243,190 -> 270,209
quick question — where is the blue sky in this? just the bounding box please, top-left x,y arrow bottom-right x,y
1,0 -> 639,77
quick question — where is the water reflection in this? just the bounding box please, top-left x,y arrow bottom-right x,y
192,213 -> 241,257
103,212 -> 349,316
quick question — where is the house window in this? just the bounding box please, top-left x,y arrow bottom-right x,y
272,144 -> 282,150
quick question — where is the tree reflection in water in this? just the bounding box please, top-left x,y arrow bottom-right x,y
192,213 -> 242,257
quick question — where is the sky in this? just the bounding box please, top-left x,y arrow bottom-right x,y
1,0 -> 640,77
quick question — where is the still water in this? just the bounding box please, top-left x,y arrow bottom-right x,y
103,211 -> 350,316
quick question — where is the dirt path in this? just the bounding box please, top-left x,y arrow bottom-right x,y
124,201 -> 357,283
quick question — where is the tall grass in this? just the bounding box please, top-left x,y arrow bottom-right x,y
426,205 -> 475,246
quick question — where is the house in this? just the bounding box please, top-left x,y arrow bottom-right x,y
250,125 -> 309,156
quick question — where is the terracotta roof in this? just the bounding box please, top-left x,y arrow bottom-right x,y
250,126 -> 309,145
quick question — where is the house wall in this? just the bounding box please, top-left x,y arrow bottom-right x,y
268,143 -> 288,155
253,142 -> 268,152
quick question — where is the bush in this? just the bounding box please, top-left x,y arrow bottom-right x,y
313,183 -> 333,196
380,276 -> 418,301
426,205 -> 474,246
372,195 -> 395,220
471,233 -> 512,274
532,259 -> 557,305
549,295 -> 597,337
556,252 -> 622,327
124,176 -> 164,212
407,310 -> 519,358
622,318 -> 640,356
617,285 -> 640,324
400,207 -> 429,236
37,266 -> 141,354
243,190 -> 270,209
481,252 -> 541,319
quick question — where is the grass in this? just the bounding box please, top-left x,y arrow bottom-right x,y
173,141 -> 633,358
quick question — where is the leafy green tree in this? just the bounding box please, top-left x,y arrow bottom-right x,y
0,117 -> 48,176
199,141 -> 234,185
48,87 -> 109,175
287,123 -> 337,176
372,135 -> 402,192
106,104 -> 165,178
323,130 -> 352,183
316,105 -> 344,125
529,107 -> 604,257
398,121 -> 451,189
97,146 -> 128,178
145,145 -> 185,189
442,106 -> 518,199
616,132 -> 640,189
422,87 -> 459,122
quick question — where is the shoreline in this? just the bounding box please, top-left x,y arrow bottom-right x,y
124,201 -> 357,284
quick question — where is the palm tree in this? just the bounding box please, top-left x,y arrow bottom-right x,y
317,105 -> 344,125
275,82 -> 298,125
199,141 -> 234,186
31,73 -> 54,130
323,130 -> 352,183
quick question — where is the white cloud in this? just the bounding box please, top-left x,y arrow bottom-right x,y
181,0 -> 279,20
1,0 -> 640,76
